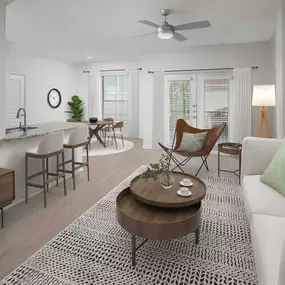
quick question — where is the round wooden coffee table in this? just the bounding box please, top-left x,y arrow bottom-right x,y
116,172 -> 206,266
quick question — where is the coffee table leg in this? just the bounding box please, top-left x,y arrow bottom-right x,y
132,235 -> 136,266
195,227 -> 200,245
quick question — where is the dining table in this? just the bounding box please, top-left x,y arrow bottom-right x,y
87,120 -> 114,149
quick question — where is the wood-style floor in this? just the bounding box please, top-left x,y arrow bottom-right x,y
0,139 -> 238,280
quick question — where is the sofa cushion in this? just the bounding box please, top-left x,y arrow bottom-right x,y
261,142 -> 285,197
242,175 -> 285,223
251,214 -> 285,285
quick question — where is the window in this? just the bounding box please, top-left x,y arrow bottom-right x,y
204,78 -> 229,144
102,75 -> 128,123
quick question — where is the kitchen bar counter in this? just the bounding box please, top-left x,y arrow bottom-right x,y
4,121 -> 80,141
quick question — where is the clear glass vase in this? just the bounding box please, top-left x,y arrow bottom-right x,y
159,171 -> 175,189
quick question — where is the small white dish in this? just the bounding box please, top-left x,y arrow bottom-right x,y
177,188 -> 192,197
180,180 -> 193,187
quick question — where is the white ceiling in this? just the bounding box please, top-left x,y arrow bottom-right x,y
6,0 -> 278,64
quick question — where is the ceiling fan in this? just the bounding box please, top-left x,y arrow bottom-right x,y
135,9 -> 211,41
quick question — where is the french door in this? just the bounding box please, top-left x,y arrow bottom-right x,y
166,73 -> 231,146
166,75 -> 197,146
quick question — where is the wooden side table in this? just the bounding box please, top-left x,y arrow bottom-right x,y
218,143 -> 242,184
0,168 -> 15,228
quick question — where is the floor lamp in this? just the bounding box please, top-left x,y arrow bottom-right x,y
252,85 -> 276,138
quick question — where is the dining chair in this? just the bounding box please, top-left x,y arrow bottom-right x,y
101,117 -> 114,142
105,121 -> 124,150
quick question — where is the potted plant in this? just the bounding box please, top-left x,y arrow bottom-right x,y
65,95 -> 84,122
141,154 -> 175,189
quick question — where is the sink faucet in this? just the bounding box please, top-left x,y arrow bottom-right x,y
16,108 -> 27,131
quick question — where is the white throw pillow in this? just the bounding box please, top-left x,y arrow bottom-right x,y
177,132 -> 207,152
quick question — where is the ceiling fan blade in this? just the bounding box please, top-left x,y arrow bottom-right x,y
138,20 -> 159,28
173,32 -> 187,42
132,32 -> 156,38
174,20 -> 211,31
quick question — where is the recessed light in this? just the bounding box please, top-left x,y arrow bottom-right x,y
87,56 -> 94,59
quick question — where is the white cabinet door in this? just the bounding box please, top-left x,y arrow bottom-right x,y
7,74 -> 25,128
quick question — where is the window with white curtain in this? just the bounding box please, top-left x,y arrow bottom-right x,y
102,75 -> 128,123
204,78 -> 229,143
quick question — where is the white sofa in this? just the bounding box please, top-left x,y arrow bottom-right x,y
242,137 -> 285,285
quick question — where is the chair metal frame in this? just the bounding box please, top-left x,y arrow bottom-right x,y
159,119 -> 226,176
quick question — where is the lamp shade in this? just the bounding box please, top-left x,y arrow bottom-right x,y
252,85 -> 276,107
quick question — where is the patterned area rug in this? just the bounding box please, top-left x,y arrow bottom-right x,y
0,166 -> 258,285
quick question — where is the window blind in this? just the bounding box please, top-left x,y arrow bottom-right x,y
204,79 -> 229,145
102,75 -> 128,123
168,80 -> 192,145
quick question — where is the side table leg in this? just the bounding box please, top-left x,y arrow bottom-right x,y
132,235 -> 136,266
239,152 -> 242,185
195,227 -> 200,245
218,150 -> 220,177
1,208 -> 3,228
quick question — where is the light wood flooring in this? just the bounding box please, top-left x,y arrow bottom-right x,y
0,139 -> 239,280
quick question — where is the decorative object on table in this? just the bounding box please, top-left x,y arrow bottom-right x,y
89,117 -> 98,123
218,142 -> 242,184
141,153 -> 174,189
47,88 -> 62,109
252,85 -> 275,138
177,187 -> 192,197
65,95 -> 84,122
180,178 -> 193,187
158,119 -> 226,176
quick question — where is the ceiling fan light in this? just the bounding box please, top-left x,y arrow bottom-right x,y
157,31 -> 173,39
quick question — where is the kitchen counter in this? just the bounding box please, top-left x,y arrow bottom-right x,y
4,121 -> 82,141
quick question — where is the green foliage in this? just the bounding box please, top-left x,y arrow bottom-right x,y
66,95 -> 84,122
141,154 -> 171,180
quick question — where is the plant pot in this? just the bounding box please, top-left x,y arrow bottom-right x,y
159,171 -> 175,189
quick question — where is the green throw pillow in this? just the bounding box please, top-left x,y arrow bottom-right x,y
177,132 -> 207,152
260,142 -> 285,197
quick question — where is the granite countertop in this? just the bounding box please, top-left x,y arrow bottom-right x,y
4,121 -> 86,141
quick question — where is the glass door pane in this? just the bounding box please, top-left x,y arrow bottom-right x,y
167,78 -> 195,146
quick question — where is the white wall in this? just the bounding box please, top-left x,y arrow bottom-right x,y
80,41 -> 275,147
0,2 -> 6,139
7,54 -> 78,125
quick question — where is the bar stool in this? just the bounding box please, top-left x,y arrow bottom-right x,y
59,127 -> 90,190
25,131 -> 66,208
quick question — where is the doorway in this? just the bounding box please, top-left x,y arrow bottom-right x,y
7,74 -> 25,128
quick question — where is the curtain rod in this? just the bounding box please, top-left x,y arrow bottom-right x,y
83,68 -> 142,73
147,66 -> 258,74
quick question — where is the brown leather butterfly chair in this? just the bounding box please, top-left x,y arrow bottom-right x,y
158,119 -> 226,176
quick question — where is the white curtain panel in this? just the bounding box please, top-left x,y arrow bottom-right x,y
88,71 -> 101,118
152,72 -> 165,148
128,70 -> 139,138
231,67 -> 252,143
